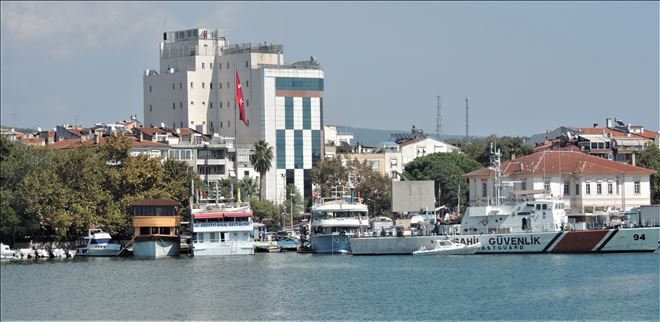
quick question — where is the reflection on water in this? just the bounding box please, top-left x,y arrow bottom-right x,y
2,253 -> 658,320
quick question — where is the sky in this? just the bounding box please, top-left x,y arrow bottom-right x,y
1,1 -> 658,137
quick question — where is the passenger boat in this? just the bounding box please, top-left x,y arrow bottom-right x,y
131,199 -> 182,258
190,199 -> 254,256
412,238 -> 481,256
310,197 -> 370,253
76,229 -> 122,256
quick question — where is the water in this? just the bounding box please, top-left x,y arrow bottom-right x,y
1,252 -> 658,320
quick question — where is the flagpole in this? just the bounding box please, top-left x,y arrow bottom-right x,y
234,66 -> 238,198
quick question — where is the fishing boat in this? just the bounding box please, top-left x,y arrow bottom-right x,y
131,199 -> 182,258
76,229 -> 122,256
412,238 -> 481,256
190,198 -> 254,256
309,196 -> 370,253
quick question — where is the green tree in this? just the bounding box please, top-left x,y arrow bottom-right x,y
283,184 -> 304,217
310,156 -> 348,198
404,152 -> 483,213
240,176 -> 259,200
249,196 -> 282,226
100,134 -> 132,165
637,144 -> 660,204
251,140 -> 273,200
459,135 -> 533,167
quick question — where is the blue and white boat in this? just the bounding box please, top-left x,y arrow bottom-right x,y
310,198 -> 370,253
76,229 -> 122,256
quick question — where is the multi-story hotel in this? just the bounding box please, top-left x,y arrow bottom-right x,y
143,28 -> 324,203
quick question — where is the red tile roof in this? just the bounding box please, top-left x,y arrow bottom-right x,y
131,199 -> 181,206
578,127 -> 655,140
465,150 -> 655,177
19,138 -> 45,146
136,127 -> 168,136
47,139 -> 80,149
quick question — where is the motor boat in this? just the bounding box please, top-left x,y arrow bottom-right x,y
413,238 -> 481,256
1,243 -> 17,259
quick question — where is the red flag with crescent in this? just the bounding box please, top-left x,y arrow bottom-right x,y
235,71 -> 248,126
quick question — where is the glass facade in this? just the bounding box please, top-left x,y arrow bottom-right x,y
294,130 -> 303,169
285,97 -> 294,129
302,97 -> 311,129
277,130 -> 286,169
276,77 -> 324,91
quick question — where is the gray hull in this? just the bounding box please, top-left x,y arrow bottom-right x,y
350,236 -> 440,255
133,237 -> 179,258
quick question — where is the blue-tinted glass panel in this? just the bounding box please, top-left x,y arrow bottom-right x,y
302,97 -> 311,130
276,77 -> 324,91
285,97 -> 294,129
312,130 -> 321,164
294,130 -> 303,169
277,130 -> 286,169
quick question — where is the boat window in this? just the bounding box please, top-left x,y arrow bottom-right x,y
90,238 -> 111,244
159,227 -> 171,235
151,227 -> 159,234
209,232 -> 217,241
542,204 -> 548,210
140,227 -> 150,235
535,204 -> 541,210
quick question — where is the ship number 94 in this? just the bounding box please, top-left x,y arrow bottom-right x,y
633,234 -> 646,241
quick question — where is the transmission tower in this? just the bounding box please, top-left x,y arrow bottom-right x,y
435,95 -> 443,140
465,97 -> 469,143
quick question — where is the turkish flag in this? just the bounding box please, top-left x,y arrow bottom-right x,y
235,71 -> 248,126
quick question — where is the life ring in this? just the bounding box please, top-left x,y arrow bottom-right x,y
481,218 -> 489,226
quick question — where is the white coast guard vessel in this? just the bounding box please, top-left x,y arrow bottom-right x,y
310,196 -> 370,253
452,147 -> 658,254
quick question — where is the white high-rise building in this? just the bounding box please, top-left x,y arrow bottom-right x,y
143,28 -> 324,203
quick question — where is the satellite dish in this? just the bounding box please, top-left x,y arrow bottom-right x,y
176,128 -> 181,135
37,127 -> 42,132
160,122 -> 165,129
53,128 -> 57,132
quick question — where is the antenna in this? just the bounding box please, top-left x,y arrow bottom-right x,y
435,95 -> 443,140
465,97 -> 469,143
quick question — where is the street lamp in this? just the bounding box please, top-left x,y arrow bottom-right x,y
290,192 -> 294,234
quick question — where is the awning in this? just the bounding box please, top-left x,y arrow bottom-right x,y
193,212 -> 252,219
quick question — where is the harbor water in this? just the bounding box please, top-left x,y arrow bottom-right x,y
1,252 -> 658,320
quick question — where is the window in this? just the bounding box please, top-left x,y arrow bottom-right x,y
180,102 -> 183,109
245,61 -> 249,68
219,63 -> 222,70
563,182 -> 570,196
220,83 -> 223,89
220,121 -> 223,128
596,183 -> 602,195
210,121 -> 213,129
202,82 -> 205,89
228,121 -> 231,127
140,227 -> 150,235
634,180 -> 640,194
616,180 -> 619,194
149,85 -> 152,92
190,101 -> 194,105
220,102 -> 223,108
159,227 -> 171,235
210,82 -> 213,89
180,121 -> 183,128
202,101 -> 206,106
172,83 -> 175,90
210,63 -> 213,69
521,181 -> 527,191
202,62 -> 205,69
246,80 -> 249,87
172,103 -> 175,110
190,82 -> 194,89
210,102 -> 213,109
149,105 -> 152,112
608,182 -> 613,194
544,181 -> 550,192
246,100 -> 249,106
586,183 -> 591,194
481,181 -> 487,198
151,227 -> 158,234
575,183 -> 580,195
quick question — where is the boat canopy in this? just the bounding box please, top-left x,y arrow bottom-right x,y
193,212 -> 252,219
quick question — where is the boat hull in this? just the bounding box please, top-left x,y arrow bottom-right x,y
192,241 -> 254,256
350,236 -> 440,255
133,236 -> 180,258
311,234 -> 351,253
76,246 -> 121,257
451,227 -> 659,254
413,243 -> 482,256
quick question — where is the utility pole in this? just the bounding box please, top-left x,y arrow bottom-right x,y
465,97 -> 469,143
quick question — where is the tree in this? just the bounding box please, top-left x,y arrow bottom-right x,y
404,152 -> 483,213
251,140 -> 273,200
249,196 -> 282,228
283,184 -> 304,218
459,135 -> 533,167
637,144 -> 660,204
240,176 -> 259,200
100,134 -> 132,165
352,161 -> 391,216
310,156 -> 348,198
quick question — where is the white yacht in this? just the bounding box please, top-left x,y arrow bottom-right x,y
413,238 -> 481,256
310,197 -> 370,253
191,200 -> 254,256
1,243 -> 17,259
76,229 -> 122,256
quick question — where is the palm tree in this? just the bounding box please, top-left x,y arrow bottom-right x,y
240,176 -> 259,199
251,140 -> 273,200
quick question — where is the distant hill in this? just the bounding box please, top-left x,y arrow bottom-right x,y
337,126 -> 472,147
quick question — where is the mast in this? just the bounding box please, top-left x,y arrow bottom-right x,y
234,66 -> 239,187
436,95 -> 443,140
465,97 -> 470,143
490,142 -> 502,207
